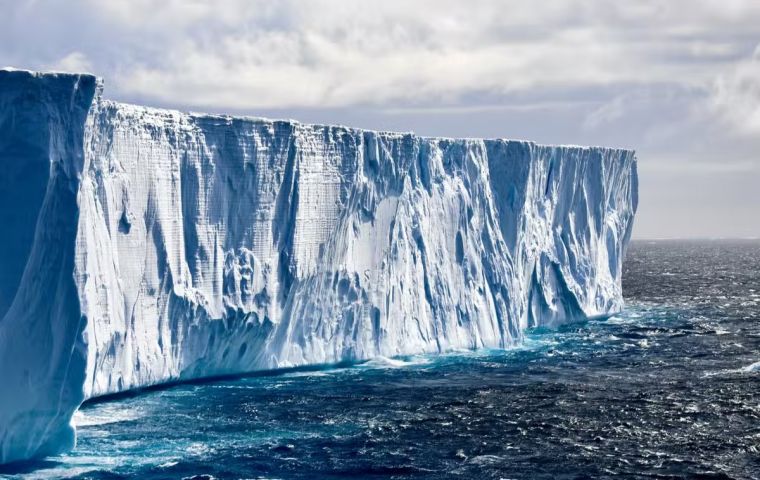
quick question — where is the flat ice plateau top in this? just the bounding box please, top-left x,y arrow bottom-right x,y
0,69 -> 638,464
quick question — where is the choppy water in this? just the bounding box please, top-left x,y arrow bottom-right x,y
2,240 -> 759,479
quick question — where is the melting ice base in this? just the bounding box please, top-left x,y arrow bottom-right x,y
0,69 -> 637,463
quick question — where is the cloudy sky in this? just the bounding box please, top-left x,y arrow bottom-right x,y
2,0 -> 759,238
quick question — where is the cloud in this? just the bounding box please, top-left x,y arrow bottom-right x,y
49,51 -> 93,74
3,0 -> 759,111
382,100 -> 598,116
3,0 -> 760,239
106,0 -> 753,109
712,45 -> 760,134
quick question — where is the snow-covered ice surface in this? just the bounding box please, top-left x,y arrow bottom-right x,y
0,69 -> 638,464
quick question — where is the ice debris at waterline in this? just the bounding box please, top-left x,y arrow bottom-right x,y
0,68 -> 638,464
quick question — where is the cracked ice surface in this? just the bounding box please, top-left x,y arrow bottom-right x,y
0,70 -> 637,463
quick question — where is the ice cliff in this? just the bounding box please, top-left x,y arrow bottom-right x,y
0,69 -> 638,463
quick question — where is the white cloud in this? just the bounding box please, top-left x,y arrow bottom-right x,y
712,45 -> 760,134
49,51 -> 93,74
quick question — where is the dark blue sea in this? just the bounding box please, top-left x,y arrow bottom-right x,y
3,240 -> 759,479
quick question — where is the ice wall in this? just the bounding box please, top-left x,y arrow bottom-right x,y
0,70 -> 97,464
0,70 -> 638,463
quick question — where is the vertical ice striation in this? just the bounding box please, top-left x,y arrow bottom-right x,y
0,70 -> 638,463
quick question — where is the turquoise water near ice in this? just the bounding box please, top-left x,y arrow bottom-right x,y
2,240 -> 759,479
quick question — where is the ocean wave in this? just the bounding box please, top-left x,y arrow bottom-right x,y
361,356 -> 432,369
741,360 -> 760,372
73,406 -> 142,427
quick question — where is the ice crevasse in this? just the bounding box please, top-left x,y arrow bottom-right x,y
0,69 -> 638,463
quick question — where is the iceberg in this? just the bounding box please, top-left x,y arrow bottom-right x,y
0,69 -> 638,463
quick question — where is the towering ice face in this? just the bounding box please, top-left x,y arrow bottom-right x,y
0,70 -> 97,464
0,69 -> 638,464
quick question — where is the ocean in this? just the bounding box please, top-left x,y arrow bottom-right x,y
3,240 -> 759,479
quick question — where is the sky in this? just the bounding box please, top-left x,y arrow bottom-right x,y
1,0 -> 759,239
